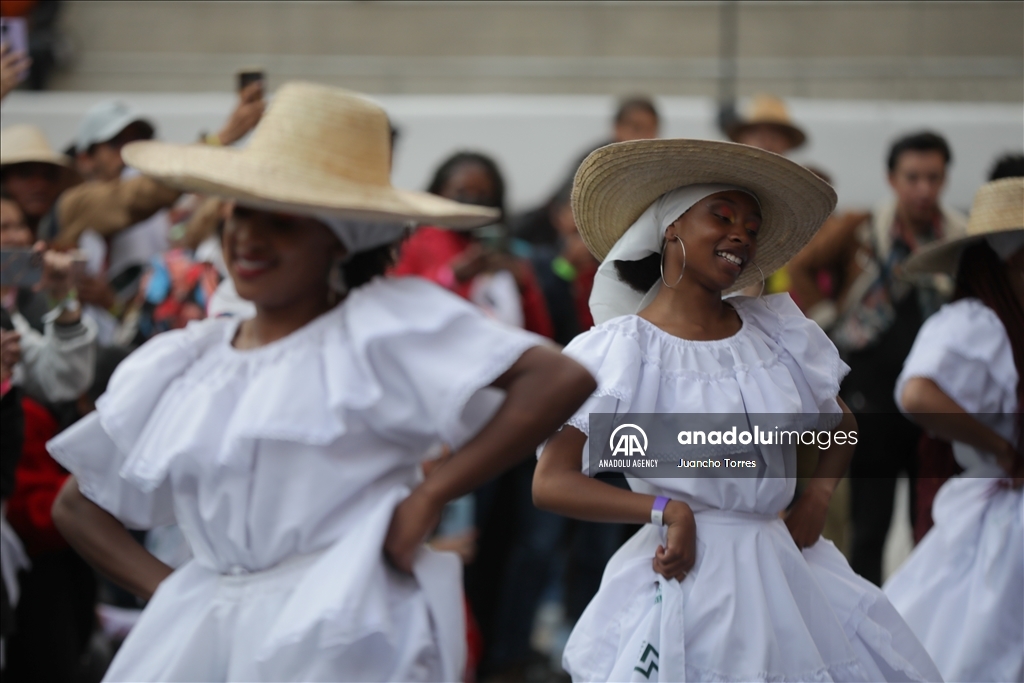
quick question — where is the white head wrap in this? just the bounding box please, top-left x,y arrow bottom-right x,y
314,214 -> 410,261
986,231 -> 1024,261
589,184 -> 759,324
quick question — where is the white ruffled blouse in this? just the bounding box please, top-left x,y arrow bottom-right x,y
895,297 -> 1019,475
562,293 -> 848,515
554,294 -> 943,683
47,276 -> 544,682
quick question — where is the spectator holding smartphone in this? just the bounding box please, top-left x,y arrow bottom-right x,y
0,191 -> 95,405
0,41 -> 29,101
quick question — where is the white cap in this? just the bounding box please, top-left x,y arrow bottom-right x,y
75,101 -> 153,152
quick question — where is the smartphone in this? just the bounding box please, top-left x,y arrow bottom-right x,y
237,68 -> 264,92
470,223 -> 509,253
0,248 -> 43,287
0,17 -> 29,56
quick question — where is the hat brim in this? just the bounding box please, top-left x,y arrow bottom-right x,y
0,154 -> 80,185
121,141 -> 497,229
0,152 -> 71,169
87,116 -> 154,151
726,121 -> 806,150
903,227 -> 1024,277
572,139 -> 836,293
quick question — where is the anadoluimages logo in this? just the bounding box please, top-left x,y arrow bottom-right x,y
609,423 -> 648,457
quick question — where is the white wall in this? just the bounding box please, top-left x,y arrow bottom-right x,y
3,92 -> 1020,214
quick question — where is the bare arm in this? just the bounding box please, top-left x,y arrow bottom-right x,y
787,212 -> 867,312
384,345 -> 597,572
54,176 -> 181,248
534,425 -> 696,580
52,477 -> 172,600
901,377 -> 1020,478
785,398 -> 858,548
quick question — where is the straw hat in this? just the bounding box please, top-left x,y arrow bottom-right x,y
0,124 -> 76,178
727,95 -> 806,151
572,138 -> 836,292
903,177 -> 1024,276
121,82 -> 496,228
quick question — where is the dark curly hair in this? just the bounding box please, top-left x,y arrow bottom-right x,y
614,253 -> 662,294
340,242 -> 398,290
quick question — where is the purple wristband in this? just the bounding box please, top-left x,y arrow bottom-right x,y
651,496 -> 670,526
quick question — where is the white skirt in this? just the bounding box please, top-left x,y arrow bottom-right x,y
102,492 -> 465,682
564,510 -> 942,683
884,477 -> 1024,683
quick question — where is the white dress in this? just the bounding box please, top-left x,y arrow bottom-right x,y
47,276 -> 544,682
557,293 -> 942,683
883,298 -> 1023,683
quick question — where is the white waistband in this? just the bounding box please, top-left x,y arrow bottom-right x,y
693,508 -> 779,524
214,545 -> 328,584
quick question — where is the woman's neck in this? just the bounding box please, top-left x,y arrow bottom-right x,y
234,293 -> 338,350
639,279 -> 741,341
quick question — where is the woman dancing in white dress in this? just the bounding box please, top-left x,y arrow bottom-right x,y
534,139 -> 942,682
47,82 -> 596,682
883,177 -> 1023,683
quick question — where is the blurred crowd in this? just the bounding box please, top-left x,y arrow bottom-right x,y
1,34 -> 1022,683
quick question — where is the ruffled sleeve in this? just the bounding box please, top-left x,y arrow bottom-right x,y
559,323 -> 643,436
737,294 -> 850,421
895,298 -> 1018,415
345,278 -> 547,450
46,321 -> 223,528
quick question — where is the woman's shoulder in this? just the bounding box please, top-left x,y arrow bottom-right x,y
122,315 -> 232,369
899,297 -> 1017,414
921,298 -> 1007,349
345,276 -> 488,333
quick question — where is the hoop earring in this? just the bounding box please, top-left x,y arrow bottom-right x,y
328,258 -> 348,305
660,235 -> 686,289
752,262 -> 766,299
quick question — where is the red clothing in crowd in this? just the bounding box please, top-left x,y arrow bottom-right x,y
392,227 -> 554,338
7,397 -> 68,557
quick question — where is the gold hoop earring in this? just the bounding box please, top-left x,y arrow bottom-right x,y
660,235 -> 686,289
749,262 -> 765,299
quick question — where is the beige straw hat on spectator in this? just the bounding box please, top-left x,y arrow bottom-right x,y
903,177 -> 1024,276
121,81 -> 496,228
572,138 -> 836,292
726,95 -> 807,150
0,124 -> 78,182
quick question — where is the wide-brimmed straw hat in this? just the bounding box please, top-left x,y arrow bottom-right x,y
903,177 -> 1024,276
572,138 -> 836,292
121,82 -> 496,228
0,125 -> 78,183
726,95 -> 807,151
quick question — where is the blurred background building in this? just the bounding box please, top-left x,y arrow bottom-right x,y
32,0 -> 1024,100
3,1 -> 1021,215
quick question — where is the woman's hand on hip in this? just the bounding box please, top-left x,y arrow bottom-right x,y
785,482 -> 830,549
384,486 -> 443,574
653,500 -> 696,581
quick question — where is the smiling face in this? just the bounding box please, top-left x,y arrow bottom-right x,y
222,204 -> 346,310
664,190 -> 762,293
